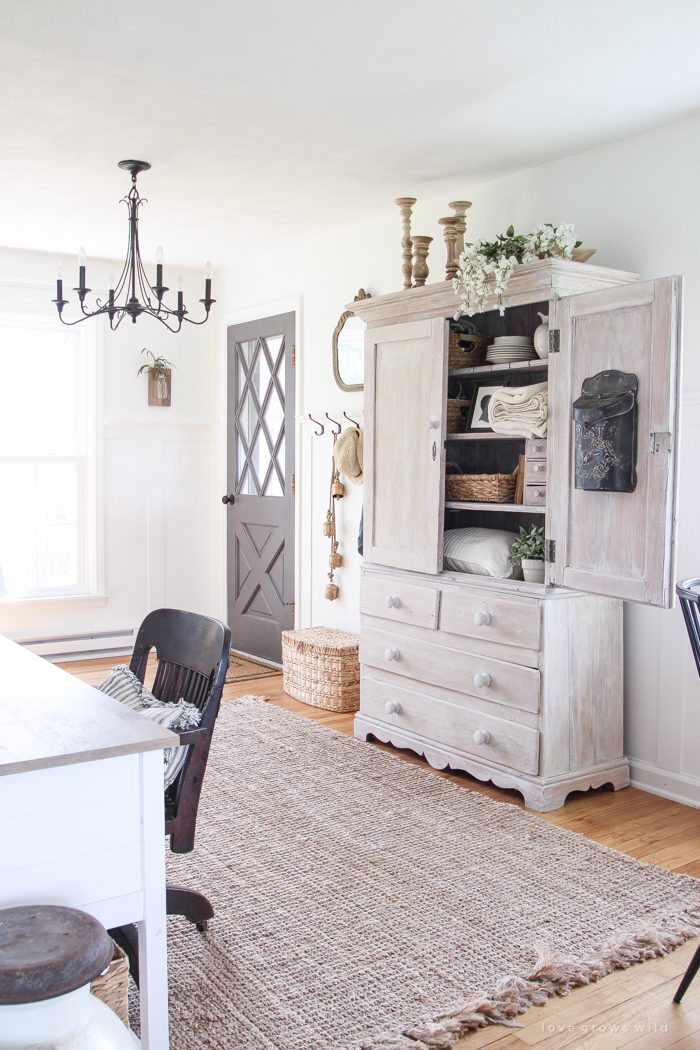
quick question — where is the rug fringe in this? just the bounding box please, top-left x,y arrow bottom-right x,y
364,908 -> 700,1049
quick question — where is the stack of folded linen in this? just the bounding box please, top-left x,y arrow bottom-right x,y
488,382 -> 548,438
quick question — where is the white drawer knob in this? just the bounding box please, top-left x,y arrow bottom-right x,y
427,420 -> 438,430
474,729 -> 491,745
534,489 -> 545,498
385,595 -> 401,609
474,672 -> 492,688
385,647 -> 400,661
385,699 -> 401,715
474,610 -> 491,627
533,463 -> 543,473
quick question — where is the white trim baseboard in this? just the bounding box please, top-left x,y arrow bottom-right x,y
629,757 -> 700,809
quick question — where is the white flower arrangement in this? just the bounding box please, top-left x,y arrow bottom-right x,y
453,223 -> 580,317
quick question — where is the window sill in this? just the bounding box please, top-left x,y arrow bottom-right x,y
0,593 -> 109,610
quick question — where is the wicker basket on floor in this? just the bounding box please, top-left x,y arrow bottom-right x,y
281,627 -> 360,712
91,940 -> 130,1029
445,467 -> 518,503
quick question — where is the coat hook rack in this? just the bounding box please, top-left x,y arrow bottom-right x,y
343,412 -> 360,429
309,414 -> 325,435
326,413 -> 342,434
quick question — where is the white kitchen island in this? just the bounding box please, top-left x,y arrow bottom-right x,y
0,634 -> 177,1048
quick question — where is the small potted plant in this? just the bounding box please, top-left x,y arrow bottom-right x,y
511,525 -> 545,584
138,349 -> 175,402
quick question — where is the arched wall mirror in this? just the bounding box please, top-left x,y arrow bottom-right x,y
333,289 -> 370,392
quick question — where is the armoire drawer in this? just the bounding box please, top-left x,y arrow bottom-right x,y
360,573 -> 440,630
361,677 -> 539,775
360,626 -> 540,713
439,590 -> 541,651
524,460 -> 547,485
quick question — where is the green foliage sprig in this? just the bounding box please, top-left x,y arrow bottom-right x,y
137,349 -> 176,379
510,525 -> 545,562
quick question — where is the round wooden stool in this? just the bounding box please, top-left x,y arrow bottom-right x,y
0,904 -> 133,1049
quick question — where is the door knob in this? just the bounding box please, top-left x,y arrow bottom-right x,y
474,672 -> 492,688
385,595 -> 401,609
385,699 -> 401,715
385,647 -> 400,661
473,729 -> 491,745
221,494 -> 235,505
427,420 -> 438,430
474,610 -> 491,627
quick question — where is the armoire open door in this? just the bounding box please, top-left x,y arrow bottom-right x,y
548,276 -> 682,608
363,317 -> 448,575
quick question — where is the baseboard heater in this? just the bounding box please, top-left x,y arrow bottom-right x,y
18,629 -> 136,658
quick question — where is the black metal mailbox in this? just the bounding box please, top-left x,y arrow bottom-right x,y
572,370 -> 638,492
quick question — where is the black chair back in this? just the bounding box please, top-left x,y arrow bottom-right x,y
129,608 -> 231,853
676,579 -> 700,678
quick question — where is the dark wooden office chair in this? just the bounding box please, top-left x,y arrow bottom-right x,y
673,578 -> 700,1005
110,608 -> 231,984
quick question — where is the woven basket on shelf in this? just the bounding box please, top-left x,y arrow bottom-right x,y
445,467 -> 518,504
446,398 -> 471,433
91,940 -> 130,1029
281,627 -> 360,713
448,332 -> 489,370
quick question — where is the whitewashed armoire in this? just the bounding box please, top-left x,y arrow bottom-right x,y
349,259 -> 681,811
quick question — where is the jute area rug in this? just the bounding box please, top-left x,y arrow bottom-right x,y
225,652 -> 282,683
137,697 -> 700,1049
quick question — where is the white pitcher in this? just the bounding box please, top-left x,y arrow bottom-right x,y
534,312 -> 549,359
0,984 -> 135,1050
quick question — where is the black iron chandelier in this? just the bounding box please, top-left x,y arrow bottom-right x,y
53,160 -> 215,333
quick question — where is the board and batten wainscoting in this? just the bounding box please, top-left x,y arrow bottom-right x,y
104,420 -> 218,617
626,392 -> 700,804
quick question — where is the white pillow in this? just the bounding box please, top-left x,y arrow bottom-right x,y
443,527 -> 520,579
99,664 -> 203,787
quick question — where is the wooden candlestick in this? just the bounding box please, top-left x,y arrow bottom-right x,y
438,217 -> 459,281
395,197 -> 417,290
411,236 -> 432,287
448,200 -> 472,260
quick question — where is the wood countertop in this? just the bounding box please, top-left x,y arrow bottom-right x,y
0,634 -> 178,777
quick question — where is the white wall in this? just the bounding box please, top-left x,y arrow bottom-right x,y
0,246 -> 219,654
215,110 -> 700,805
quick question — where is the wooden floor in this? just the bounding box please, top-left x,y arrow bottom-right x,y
62,656 -> 700,1049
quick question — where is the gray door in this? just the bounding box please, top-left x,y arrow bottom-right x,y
226,312 -> 295,662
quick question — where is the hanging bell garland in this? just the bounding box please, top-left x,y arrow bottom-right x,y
324,429 -> 342,600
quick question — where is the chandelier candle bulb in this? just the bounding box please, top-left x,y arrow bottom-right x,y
76,247 -> 88,298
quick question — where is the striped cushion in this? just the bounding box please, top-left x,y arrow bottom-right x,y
99,664 -> 203,787
98,664 -> 154,709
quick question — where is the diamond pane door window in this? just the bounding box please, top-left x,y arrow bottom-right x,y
226,314 -> 295,663
0,321 -> 88,598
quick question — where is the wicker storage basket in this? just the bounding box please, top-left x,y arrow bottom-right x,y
281,627 -> 360,712
91,940 -> 130,1029
449,332 -> 489,370
445,467 -> 518,503
446,398 -> 471,433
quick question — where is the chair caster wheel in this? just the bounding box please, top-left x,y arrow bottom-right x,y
195,920 -> 208,933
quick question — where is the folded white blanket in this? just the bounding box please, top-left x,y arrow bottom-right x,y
488,382 -> 548,438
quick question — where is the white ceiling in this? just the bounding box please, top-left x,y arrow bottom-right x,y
2,0 -> 700,269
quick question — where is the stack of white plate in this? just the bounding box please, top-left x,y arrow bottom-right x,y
486,335 -> 537,363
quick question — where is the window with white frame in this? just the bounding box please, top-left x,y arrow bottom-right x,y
0,316 -> 97,599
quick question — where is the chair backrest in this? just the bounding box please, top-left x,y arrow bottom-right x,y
129,608 -> 231,853
676,579 -> 700,679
